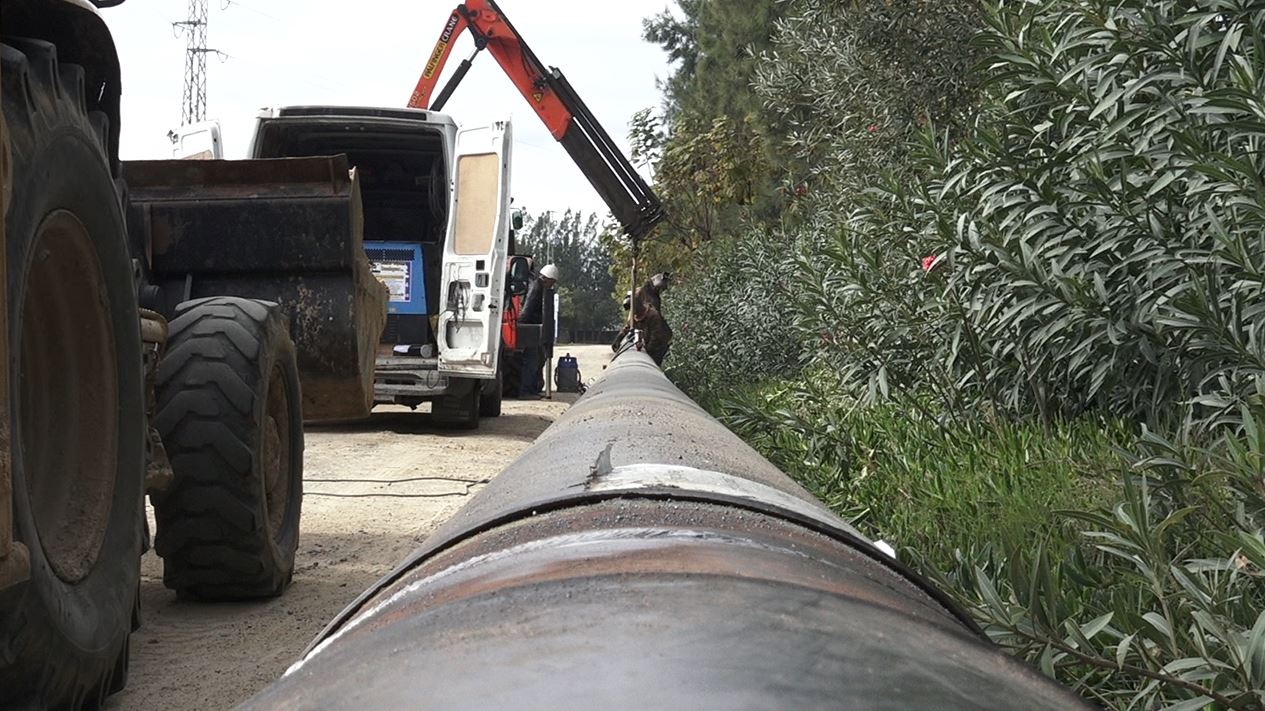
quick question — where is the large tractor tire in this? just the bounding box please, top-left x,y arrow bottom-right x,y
152,297 -> 304,600
432,377 -> 480,430
0,39 -> 146,708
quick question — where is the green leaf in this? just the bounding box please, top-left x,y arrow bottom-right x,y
1145,171 -> 1180,199
1088,84 -> 1128,121
1080,612 -> 1114,641
1248,608 -> 1265,685
1237,531 -> 1265,570
1143,612 -> 1174,646
975,567 -> 1009,618
1160,696 -> 1214,711
1161,657 -> 1214,674
1116,633 -> 1136,669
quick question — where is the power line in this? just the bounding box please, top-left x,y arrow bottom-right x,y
220,0 -> 283,23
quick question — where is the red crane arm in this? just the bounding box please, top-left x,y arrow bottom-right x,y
409,1 -> 573,140
408,9 -> 470,110
407,0 -> 665,240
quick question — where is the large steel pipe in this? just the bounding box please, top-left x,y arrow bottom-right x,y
244,350 -> 1086,710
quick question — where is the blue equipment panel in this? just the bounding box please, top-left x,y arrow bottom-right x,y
364,241 -> 427,315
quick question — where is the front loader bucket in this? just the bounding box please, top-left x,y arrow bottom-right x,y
123,156 -> 387,421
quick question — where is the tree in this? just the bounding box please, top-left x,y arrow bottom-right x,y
628,0 -> 791,278
518,210 -> 621,337
643,0 -> 786,122
753,0 -> 983,198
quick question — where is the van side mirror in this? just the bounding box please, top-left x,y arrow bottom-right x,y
507,256 -> 531,296
511,211 -> 525,231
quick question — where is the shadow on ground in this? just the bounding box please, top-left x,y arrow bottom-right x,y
307,398 -> 578,438
108,529 -> 430,710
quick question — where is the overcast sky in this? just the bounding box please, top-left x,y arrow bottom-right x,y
102,1 -> 675,219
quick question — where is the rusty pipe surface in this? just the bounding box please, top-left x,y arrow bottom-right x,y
243,351 -> 1088,710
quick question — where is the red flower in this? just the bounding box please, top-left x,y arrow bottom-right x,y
921,255 -> 937,272
867,124 -> 878,133
794,184 -> 808,196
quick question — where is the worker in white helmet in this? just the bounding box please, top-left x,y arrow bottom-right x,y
518,263 -> 559,397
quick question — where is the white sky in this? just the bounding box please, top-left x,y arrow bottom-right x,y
102,0 -> 674,218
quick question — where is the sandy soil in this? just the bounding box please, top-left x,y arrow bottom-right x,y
106,344 -> 612,710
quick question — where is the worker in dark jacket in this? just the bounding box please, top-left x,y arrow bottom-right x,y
519,264 -> 558,396
612,272 -> 672,365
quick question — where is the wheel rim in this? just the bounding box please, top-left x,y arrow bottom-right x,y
20,210 -> 118,584
262,363 -> 291,540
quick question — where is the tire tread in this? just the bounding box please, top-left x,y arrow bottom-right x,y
0,38 -> 139,710
152,296 -> 301,600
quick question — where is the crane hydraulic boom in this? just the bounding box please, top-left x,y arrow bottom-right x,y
410,0 -> 665,241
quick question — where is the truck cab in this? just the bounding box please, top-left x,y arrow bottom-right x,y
249,106 -> 513,426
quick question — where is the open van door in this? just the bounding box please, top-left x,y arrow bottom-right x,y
437,120 -> 512,378
169,120 -> 223,159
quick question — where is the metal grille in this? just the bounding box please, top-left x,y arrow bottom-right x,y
365,248 -> 416,262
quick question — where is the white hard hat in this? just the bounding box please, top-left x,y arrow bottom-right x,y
540,264 -> 560,280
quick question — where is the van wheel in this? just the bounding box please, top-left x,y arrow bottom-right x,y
433,378 -> 480,430
479,368 -> 503,418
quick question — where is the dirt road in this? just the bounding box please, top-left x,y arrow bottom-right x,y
106,344 -> 611,710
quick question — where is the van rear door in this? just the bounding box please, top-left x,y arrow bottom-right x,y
170,120 -> 223,159
437,120 -> 512,378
